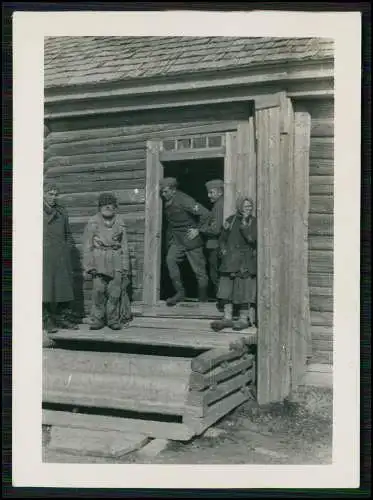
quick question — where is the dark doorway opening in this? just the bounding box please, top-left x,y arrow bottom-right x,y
160,158 -> 224,301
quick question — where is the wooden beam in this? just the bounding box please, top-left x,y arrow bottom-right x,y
159,146 -> 225,162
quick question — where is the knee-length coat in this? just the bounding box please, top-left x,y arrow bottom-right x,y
43,202 -> 75,303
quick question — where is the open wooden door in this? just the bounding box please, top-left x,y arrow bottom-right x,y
255,92 -> 311,405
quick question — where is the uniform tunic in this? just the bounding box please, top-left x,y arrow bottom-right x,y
217,213 -> 257,305
163,191 -> 210,289
43,202 -> 75,304
83,213 -> 131,325
199,195 -> 224,289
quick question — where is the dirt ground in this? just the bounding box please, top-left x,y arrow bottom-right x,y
43,385 -> 333,465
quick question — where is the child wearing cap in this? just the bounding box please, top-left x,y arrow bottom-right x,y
82,192 -> 132,330
211,196 -> 257,332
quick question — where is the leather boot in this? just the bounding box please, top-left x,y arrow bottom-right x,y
166,283 -> 185,306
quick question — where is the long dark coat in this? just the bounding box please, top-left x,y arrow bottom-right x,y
218,213 -> 257,277
43,202 -> 75,303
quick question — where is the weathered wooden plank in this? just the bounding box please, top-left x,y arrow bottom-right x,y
309,250 -> 334,274
308,213 -> 334,236
310,195 -> 334,214
308,272 -> 333,289
311,338 -> 333,351
236,118 -> 256,206
58,189 -> 145,208
43,410 -> 194,441
310,175 -> 334,196
310,119 -> 334,137
311,325 -> 333,341
294,99 -> 334,119
46,121 -> 239,145
183,389 -> 251,435
310,137 -> 334,160
309,294 -> 334,313
48,325 -> 256,350
45,159 -> 146,177
310,311 -> 334,326
187,370 -> 254,409
44,390 -> 187,416
143,141 -> 163,306
43,349 -> 191,377
309,235 -> 334,250
223,131 -> 237,221
191,346 -> 246,374
56,177 -> 146,195
310,350 -> 333,365
47,427 -> 150,458
309,159 -> 334,176
45,149 -> 146,170
46,138 -> 147,158
188,355 -> 254,391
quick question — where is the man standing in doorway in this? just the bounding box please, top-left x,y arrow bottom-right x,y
160,177 -> 211,306
199,179 -> 225,299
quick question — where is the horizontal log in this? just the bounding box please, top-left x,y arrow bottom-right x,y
294,99 -> 334,119
43,348 -> 191,378
56,177 -> 146,195
191,346 -> 246,374
309,159 -> 334,176
310,195 -> 334,214
311,338 -> 333,352
310,311 -> 334,327
69,214 -> 145,234
187,370 -> 253,409
44,370 -> 188,405
46,120 -> 227,145
309,294 -> 334,313
49,325 -> 257,350
45,159 -> 146,177
308,213 -> 334,236
42,410 -> 194,441
183,389 -> 250,435
67,205 -> 145,218
43,390 -> 187,416
311,325 -> 333,341
310,119 -> 334,137
45,149 -> 146,170
310,137 -> 334,160
310,175 -> 334,196
308,272 -> 333,288
309,286 -> 333,297
59,189 -> 146,208
309,250 -> 334,274
188,355 -> 254,391
308,235 -> 334,251
46,138 -> 147,158
310,350 -> 333,365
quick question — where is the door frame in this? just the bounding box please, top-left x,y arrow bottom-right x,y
142,121 -> 254,308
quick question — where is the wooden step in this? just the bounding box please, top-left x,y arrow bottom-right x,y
43,410 -> 194,441
48,324 -> 257,350
47,426 -> 150,458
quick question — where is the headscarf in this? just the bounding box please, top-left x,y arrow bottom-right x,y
236,195 -> 255,215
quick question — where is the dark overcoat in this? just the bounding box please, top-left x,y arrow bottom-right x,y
43,203 -> 75,303
218,213 -> 257,277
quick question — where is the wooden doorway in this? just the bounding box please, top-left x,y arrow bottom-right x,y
143,121 -> 256,313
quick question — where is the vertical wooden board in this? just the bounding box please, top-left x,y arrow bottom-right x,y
292,110 -> 312,383
236,118 -> 257,206
256,104 -> 283,405
224,132 -> 238,221
143,141 -> 163,305
279,96 -> 294,400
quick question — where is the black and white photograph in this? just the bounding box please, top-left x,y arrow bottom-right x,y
12,10 -> 361,489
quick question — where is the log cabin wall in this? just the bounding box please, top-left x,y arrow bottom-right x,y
44,103 -> 251,315
294,98 -> 334,366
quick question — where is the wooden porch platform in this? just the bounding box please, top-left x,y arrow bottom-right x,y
49,315 -> 258,351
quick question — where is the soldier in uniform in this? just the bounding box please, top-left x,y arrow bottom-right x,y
83,192 -> 132,330
43,182 -> 79,333
160,177 -> 211,306
199,179 -> 225,298
211,196 -> 257,332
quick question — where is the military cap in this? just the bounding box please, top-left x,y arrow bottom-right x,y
43,181 -> 59,193
205,179 -> 224,191
98,192 -> 118,208
159,177 -> 178,189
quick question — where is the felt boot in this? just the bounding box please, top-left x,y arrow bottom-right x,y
166,282 -> 185,306
211,303 -> 234,332
233,308 -> 249,331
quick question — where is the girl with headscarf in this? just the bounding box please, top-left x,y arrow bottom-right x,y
211,195 -> 257,332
